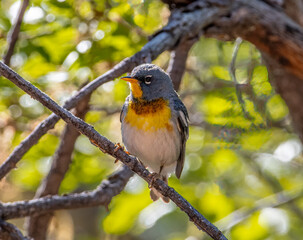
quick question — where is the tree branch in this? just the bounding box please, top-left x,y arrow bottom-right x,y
283,0 -> 303,26
167,39 -> 195,91
0,220 -> 30,240
1,165 -> 133,219
0,1 -> 228,181
3,0 -> 29,66
0,61 -> 227,240
261,0 -> 303,143
90,106 -> 121,116
26,91 -> 91,239
229,37 -> 251,118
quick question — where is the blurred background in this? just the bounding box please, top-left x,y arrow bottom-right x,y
1,0 -> 303,239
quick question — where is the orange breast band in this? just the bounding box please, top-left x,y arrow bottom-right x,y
125,98 -> 173,132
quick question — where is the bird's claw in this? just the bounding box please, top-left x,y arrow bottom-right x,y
114,143 -> 130,154
148,172 -> 160,188
114,143 -> 131,164
114,143 -> 123,153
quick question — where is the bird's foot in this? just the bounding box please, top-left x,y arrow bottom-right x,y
114,143 -> 124,153
148,172 -> 160,188
114,143 -> 130,163
90,139 -> 107,153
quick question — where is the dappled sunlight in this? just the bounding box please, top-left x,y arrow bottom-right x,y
259,208 -> 289,235
139,201 -> 175,228
274,139 -> 302,162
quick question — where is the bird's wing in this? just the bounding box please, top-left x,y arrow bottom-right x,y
173,98 -> 189,179
120,96 -> 130,123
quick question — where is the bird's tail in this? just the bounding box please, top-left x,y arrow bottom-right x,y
150,175 -> 170,203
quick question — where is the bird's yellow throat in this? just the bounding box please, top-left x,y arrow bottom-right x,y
125,98 -> 173,132
129,82 -> 143,98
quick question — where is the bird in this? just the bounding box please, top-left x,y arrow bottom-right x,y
120,63 -> 189,202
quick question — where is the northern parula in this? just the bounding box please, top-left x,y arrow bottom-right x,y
120,64 -> 189,202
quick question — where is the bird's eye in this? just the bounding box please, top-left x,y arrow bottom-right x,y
144,75 -> 152,85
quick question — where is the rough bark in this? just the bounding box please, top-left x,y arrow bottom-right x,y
283,0 -> 303,26
0,221 -> 30,240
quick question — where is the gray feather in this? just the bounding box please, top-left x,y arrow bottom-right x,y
172,97 -> 189,179
120,96 -> 129,123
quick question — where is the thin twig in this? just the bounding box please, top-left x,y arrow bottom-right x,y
229,37 -> 252,119
3,0 -> 29,66
0,61 -> 227,240
0,220 -> 31,240
90,106 -> 121,115
167,39 -> 196,91
0,2 -> 226,181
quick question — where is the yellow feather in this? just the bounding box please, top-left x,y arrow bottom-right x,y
129,82 -> 143,98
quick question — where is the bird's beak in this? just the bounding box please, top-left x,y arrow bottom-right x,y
120,76 -> 138,83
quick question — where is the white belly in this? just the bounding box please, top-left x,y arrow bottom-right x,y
122,122 -> 180,176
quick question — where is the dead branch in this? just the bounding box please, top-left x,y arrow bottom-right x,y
0,61 -> 227,240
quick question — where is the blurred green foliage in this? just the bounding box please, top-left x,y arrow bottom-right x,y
1,1 -> 303,240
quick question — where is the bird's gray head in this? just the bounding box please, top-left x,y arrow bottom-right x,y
121,64 -> 174,101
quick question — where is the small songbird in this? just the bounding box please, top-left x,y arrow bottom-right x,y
120,64 -> 189,202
